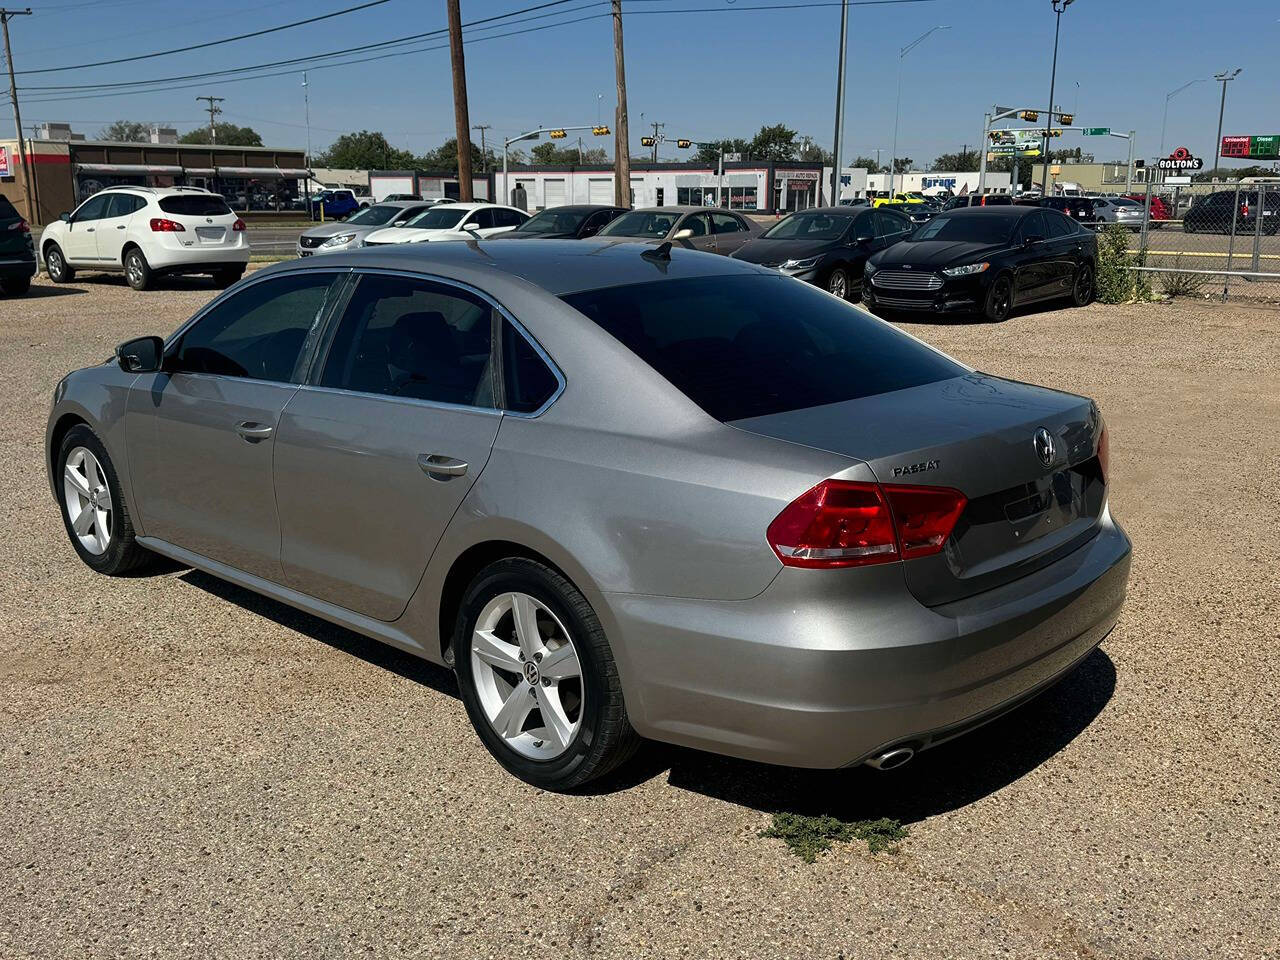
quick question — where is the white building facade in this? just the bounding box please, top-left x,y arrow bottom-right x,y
865,171 -> 1013,196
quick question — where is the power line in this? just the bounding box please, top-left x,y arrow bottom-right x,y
17,0 -> 394,75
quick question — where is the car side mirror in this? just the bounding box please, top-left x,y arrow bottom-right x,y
115,335 -> 164,373
60,212 -> 71,222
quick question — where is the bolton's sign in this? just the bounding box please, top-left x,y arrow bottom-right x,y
1156,147 -> 1203,171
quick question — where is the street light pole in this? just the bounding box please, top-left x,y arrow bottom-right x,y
301,72 -> 312,212
829,0 -> 848,207
1212,68 -> 1242,180
889,24 -> 949,199
1040,0 -> 1074,195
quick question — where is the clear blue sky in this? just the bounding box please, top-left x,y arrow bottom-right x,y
10,0 -> 1279,169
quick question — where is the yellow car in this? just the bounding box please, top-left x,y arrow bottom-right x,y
870,191 -> 926,208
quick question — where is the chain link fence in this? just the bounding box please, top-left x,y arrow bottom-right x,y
1123,177 -> 1280,301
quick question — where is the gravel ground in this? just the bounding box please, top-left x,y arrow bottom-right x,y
2,273 -> 1278,959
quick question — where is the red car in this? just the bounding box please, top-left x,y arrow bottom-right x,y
1126,194 -> 1169,226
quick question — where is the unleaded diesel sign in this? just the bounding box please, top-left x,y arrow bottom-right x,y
1221,135 -> 1279,159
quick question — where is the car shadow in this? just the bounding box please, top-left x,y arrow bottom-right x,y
172,566 -> 1113,820
71,274 -> 226,292
11,284 -> 84,298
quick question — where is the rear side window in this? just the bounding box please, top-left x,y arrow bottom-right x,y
562,275 -> 964,421
492,208 -> 526,228
711,212 -> 744,234
319,273 -> 495,408
1044,210 -> 1076,238
172,272 -> 338,382
502,321 -> 559,413
159,194 -> 233,217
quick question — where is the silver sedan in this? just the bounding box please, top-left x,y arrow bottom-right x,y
296,200 -> 435,256
47,240 -> 1131,790
596,206 -> 760,255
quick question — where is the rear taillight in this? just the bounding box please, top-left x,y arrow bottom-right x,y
1097,426 -> 1110,484
7,219 -> 28,233
767,479 -> 966,569
1241,202 -> 1250,218
232,218 -> 246,232
149,218 -> 185,232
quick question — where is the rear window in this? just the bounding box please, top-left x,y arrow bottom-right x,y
0,195 -> 18,220
158,195 -> 233,217
561,275 -> 964,421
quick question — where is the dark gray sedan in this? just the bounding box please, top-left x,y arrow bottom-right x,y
596,205 -> 760,255
46,240 -> 1130,790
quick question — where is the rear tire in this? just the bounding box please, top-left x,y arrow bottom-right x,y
212,267 -> 245,289
45,243 -> 74,282
453,558 -> 641,791
983,274 -> 1013,322
124,248 -> 152,290
1071,262 -> 1095,307
0,275 -> 31,295
56,424 -> 153,576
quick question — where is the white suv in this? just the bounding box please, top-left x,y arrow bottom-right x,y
40,186 -> 250,290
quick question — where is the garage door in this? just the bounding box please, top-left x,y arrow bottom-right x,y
588,179 -> 613,205
544,179 -> 566,208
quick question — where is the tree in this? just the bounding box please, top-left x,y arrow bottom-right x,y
179,123 -> 263,147
798,140 -> 834,165
424,137 -> 496,171
851,155 -> 888,173
315,130 -> 415,169
749,123 -> 798,163
931,150 -> 980,172
529,141 -> 582,165
99,121 -> 149,142
892,156 -> 913,174
693,138 -> 750,164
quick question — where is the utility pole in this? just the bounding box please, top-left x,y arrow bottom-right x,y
1,7 -> 33,222
472,123 -> 491,172
647,120 -> 663,162
301,72 -> 313,210
829,0 -> 848,207
611,0 -> 630,206
195,95 -> 224,144
446,0 -> 474,200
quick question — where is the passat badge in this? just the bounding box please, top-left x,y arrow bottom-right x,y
892,458 -> 939,478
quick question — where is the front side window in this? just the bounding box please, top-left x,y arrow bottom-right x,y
171,272 -> 339,382
405,207 -> 467,230
1014,211 -> 1048,243
318,273 -> 495,408
492,208 -> 526,228
467,209 -> 495,230
762,211 -> 852,240
73,194 -> 111,222
563,275 -> 964,422
679,213 -> 710,237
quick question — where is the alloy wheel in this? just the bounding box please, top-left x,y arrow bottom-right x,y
827,269 -> 847,300
63,446 -> 112,555
1074,266 -> 1094,304
126,254 -> 144,287
47,249 -> 65,280
470,591 -> 584,760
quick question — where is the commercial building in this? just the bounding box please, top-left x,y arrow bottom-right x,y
368,170 -> 492,203
0,125 -> 309,225
866,171 -> 1013,196
1028,161 -> 1149,195
486,160 -> 829,214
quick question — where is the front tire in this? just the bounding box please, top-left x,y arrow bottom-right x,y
825,266 -> 850,301
0,275 -> 31,295
1071,262 -> 1095,307
56,424 -> 152,575
124,248 -> 152,290
45,243 -> 74,283
453,558 -> 640,790
983,274 -> 1013,322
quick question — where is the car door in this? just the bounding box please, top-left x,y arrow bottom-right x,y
124,270 -> 343,581
1010,211 -> 1051,302
675,212 -> 716,252
873,209 -> 912,254
1042,209 -> 1083,295
710,211 -> 753,255
273,271 -> 504,620
62,194 -> 110,263
95,192 -> 143,265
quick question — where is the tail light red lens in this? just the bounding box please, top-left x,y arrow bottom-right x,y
767,479 -> 966,569
232,218 -> 246,232
1097,426 -> 1110,484
1241,202 -> 1250,218
149,218 -> 185,232
7,219 -> 28,233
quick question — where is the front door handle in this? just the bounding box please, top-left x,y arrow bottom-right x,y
235,421 -> 274,442
418,453 -> 468,479
86,227 -> 96,233
117,224 -> 126,230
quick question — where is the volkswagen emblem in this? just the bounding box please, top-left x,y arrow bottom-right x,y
1033,427 -> 1055,468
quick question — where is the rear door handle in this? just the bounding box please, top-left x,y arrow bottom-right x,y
117,224 -> 127,230
418,453 -> 468,479
235,421 -> 274,442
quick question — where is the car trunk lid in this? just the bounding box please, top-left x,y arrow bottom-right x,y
731,373 -> 1107,605
0,196 -> 31,258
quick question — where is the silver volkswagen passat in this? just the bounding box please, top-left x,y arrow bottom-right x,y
46,240 -> 1130,790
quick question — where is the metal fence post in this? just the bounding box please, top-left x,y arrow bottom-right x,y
1140,177 -> 1152,249
1223,181 -> 1241,301
1252,181 -> 1265,274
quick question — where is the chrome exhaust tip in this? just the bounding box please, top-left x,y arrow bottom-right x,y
865,746 -> 915,771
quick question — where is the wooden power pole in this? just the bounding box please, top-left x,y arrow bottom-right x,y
447,0 -> 473,201
611,0 -> 630,207
1,7 -> 33,222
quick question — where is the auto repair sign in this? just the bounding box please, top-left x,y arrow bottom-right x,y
0,146 -> 9,177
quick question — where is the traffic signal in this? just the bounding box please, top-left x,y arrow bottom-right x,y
592,125 -> 610,136
676,139 -> 692,149
1058,113 -> 1073,126
1020,110 -> 1039,122
640,136 -> 655,147
548,129 -> 567,139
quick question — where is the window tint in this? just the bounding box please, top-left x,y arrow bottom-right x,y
852,210 -> 875,237
762,211 -> 852,240
711,212 -> 744,234
562,275 -> 964,422
599,210 -> 681,238
492,208 -> 525,228
1044,210 -> 1076,239
1013,211 -> 1046,243
74,195 -> 110,221
104,193 -> 144,218
580,209 -> 615,235
468,209 -> 495,230
876,210 -> 911,238
345,204 -> 403,226
503,321 -> 559,413
0,195 -> 18,219
319,273 -> 495,408
680,213 -> 709,237
912,214 -> 1016,244
158,194 -> 233,217
173,272 -> 338,382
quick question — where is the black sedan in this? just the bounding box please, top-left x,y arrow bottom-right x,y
730,206 -> 913,300
492,204 -> 627,240
881,201 -> 935,226
862,206 -> 1097,322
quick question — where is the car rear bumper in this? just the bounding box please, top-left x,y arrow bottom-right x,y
146,233 -> 250,270
0,255 -> 37,279
606,509 -> 1131,769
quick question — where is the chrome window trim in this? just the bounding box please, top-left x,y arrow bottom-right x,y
291,381 -> 505,418
315,266 -> 566,419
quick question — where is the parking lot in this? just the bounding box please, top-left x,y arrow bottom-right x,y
2,274 -> 1278,959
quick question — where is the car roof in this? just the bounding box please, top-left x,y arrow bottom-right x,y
533,204 -> 623,213
261,237 -> 768,296
939,205 -> 1031,218
628,205 -> 724,214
